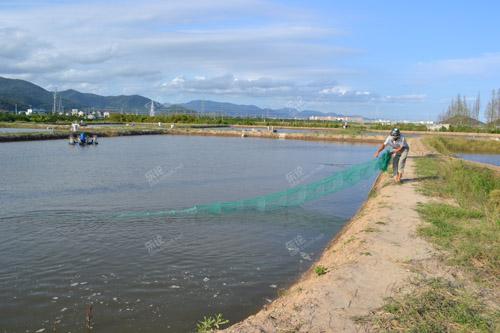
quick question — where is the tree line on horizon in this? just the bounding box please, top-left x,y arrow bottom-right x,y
439,89 -> 500,125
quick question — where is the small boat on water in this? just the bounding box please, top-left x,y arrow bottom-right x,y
69,132 -> 98,145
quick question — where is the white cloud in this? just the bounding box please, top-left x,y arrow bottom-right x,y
318,86 -> 426,104
319,86 -> 351,96
161,74 -> 296,96
383,94 -> 426,102
318,85 -> 376,102
416,53 -> 500,77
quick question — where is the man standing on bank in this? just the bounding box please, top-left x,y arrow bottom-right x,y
374,128 -> 410,183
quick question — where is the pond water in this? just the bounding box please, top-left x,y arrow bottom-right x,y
457,153 -> 500,166
0,135 -> 378,332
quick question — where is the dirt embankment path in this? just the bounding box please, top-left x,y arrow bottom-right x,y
221,138 -> 437,332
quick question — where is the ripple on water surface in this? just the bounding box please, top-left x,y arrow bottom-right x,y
0,135 -> 377,332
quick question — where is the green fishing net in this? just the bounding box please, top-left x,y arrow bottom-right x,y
119,151 -> 391,218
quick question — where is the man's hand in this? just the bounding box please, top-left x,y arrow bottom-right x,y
374,151 -> 379,158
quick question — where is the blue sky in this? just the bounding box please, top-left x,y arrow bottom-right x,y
1,0 -> 499,120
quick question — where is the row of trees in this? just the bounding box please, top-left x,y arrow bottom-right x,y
440,89 -> 500,125
485,90 -> 500,124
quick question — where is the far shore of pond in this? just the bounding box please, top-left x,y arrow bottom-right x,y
0,125 -> 385,144
1,121 -> 499,146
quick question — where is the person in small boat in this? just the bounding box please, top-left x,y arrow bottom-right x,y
79,132 -> 87,144
374,128 -> 409,183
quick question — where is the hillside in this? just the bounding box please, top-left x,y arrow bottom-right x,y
441,115 -> 483,126
0,76 -> 155,113
181,100 -> 265,117
161,104 -> 197,114
59,89 -> 152,111
0,77 -> 80,111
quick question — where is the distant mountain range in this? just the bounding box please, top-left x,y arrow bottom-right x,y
179,100 -> 342,119
0,76 -> 345,119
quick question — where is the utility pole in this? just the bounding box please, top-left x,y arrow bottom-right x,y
14,104 -> 17,114
52,88 -> 58,114
149,99 -> 155,117
58,96 -> 63,114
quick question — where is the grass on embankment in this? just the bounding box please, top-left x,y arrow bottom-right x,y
425,136 -> 500,154
357,278 -> 498,332
360,155 -> 500,331
415,155 -> 499,282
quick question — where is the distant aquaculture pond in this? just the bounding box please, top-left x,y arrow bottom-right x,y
457,153 -> 500,166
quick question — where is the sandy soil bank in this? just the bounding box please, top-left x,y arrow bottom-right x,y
167,127 -> 384,144
220,138 -> 439,332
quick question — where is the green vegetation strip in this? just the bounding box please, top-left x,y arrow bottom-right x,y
0,111 -> 363,130
425,136 -> 500,154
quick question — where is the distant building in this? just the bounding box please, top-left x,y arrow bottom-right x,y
309,115 -> 365,122
309,115 -> 338,121
21,109 -> 46,115
71,109 -> 78,116
374,119 -> 392,125
369,119 -> 435,126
